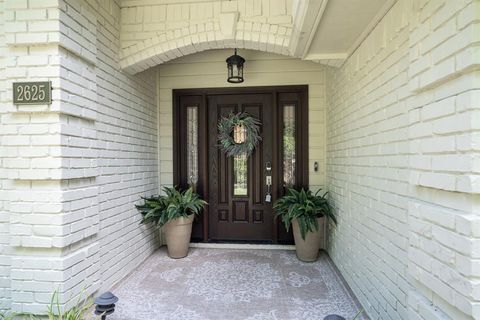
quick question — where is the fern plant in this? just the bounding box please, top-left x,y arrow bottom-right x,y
274,188 -> 337,240
136,186 -> 207,228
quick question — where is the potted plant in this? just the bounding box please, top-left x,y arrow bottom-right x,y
274,188 -> 337,262
136,186 -> 207,259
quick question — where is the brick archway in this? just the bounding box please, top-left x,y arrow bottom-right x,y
118,0 -> 301,75
119,21 -> 295,74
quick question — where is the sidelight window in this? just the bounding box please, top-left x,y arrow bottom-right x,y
186,106 -> 198,188
283,105 -> 295,187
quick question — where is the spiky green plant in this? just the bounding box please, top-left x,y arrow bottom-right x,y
136,186 -> 207,228
274,188 -> 337,240
0,311 -> 16,320
46,290 -> 96,320
352,309 -> 364,320
0,289 -> 99,320
0,309 -> 36,319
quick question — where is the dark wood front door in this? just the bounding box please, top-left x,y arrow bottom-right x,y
173,86 -> 308,244
207,93 -> 274,242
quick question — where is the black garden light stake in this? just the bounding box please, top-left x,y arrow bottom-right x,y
226,48 -> 245,83
324,315 -> 346,320
324,309 -> 364,320
94,291 -> 118,320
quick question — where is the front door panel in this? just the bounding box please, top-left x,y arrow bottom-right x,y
173,86 -> 308,244
208,94 -> 273,242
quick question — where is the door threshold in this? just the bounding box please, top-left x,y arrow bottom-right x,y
189,243 -> 295,250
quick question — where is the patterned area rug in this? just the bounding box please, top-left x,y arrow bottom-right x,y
109,248 -> 363,320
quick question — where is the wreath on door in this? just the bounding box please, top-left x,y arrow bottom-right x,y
218,112 -> 262,157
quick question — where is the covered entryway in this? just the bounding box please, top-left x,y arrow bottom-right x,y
173,86 -> 308,243
3,0 -> 479,319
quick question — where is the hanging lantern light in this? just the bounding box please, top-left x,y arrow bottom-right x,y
233,122 -> 247,144
226,48 -> 245,83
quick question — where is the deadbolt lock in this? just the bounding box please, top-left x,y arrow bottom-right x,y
265,161 -> 272,172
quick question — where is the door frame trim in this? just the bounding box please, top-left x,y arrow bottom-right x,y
173,85 -> 309,242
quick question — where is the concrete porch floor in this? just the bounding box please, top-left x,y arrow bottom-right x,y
109,248 -> 365,320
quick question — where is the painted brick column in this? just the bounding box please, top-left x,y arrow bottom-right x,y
1,0 -> 100,313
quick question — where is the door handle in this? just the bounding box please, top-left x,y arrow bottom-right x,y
265,162 -> 272,203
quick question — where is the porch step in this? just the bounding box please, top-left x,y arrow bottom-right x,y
189,242 -> 295,250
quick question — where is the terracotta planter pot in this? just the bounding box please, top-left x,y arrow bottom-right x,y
292,217 -> 325,262
164,214 -> 194,259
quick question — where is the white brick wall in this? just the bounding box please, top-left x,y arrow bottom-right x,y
326,0 -> 480,319
0,0 -> 9,309
4,0 -> 60,46
0,0 -> 158,313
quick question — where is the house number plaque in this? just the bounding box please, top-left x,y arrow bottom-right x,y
13,81 -> 52,105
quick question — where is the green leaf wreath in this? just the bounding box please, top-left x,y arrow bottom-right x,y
218,112 -> 262,157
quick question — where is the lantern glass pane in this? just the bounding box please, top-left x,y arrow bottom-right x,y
233,124 -> 247,144
187,106 -> 198,188
233,154 -> 248,196
283,105 -> 295,187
